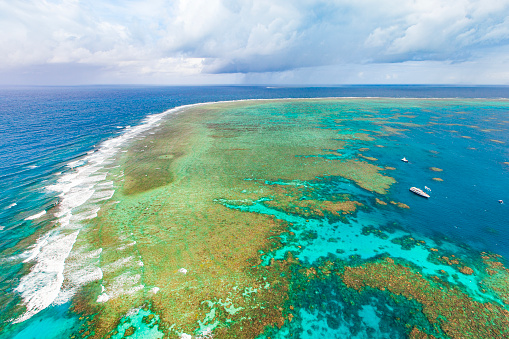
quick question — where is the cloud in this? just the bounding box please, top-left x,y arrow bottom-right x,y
1,0 -> 509,84
363,0 -> 509,62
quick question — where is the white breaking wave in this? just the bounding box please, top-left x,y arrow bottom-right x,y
24,210 -> 47,221
117,241 -> 137,251
97,272 -> 144,303
103,256 -> 135,273
66,159 -> 87,169
54,247 -> 104,305
12,105 -> 190,323
96,292 -> 110,303
13,231 -> 79,323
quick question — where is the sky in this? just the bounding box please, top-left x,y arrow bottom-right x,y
1,0 -> 509,85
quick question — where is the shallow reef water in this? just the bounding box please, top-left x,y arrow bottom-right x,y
2,96 -> 509,338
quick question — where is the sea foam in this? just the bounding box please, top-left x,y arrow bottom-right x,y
24,210 -> 47,220
13,231 -> 79,323
12,105 -> 187,323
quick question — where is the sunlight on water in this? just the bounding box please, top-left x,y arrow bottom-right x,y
1,87 -> 509,338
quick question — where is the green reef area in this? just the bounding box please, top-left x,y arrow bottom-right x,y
70,99 -> 509,338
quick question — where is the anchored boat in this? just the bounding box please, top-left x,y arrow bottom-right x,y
410,187 -> 430,198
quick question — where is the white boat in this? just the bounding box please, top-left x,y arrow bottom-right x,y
401,157 -> 408,162
410,187 -> 430,198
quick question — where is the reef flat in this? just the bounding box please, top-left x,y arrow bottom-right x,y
29,99 -> 509,338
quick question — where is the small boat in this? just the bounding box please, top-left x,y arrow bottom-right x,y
401,157 -> 408,162
425,186 -> 431,192
410,187 -> 430,198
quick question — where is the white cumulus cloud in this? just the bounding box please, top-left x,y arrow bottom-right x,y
1,0 -> 509,84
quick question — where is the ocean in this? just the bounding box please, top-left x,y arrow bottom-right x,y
1,85 -> 508,338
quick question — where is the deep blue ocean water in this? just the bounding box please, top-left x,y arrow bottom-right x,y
1,85 -> 509,338
3,85 -> 506,253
